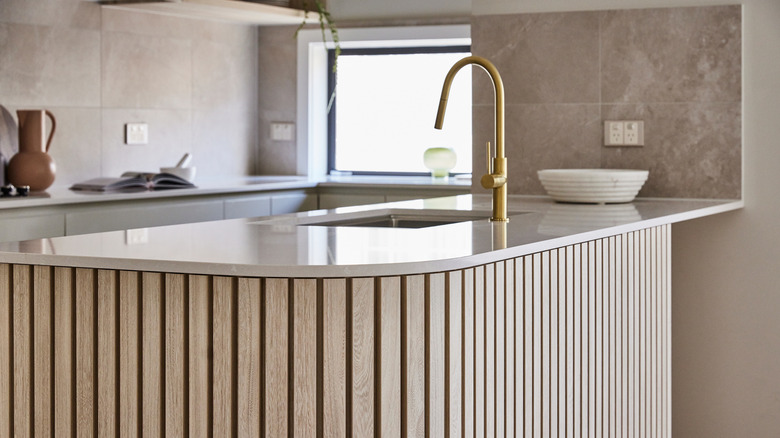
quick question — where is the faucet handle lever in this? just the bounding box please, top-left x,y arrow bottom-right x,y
486,141 -> 493,174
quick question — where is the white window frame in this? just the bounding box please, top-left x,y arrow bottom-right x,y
296,24 -> 471,177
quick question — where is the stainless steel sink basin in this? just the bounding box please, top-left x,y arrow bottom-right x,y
302,211 -> 493,228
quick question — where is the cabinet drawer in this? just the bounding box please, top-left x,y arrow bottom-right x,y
224,194 -> 272,219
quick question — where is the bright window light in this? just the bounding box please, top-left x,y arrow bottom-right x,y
329,47 -> 472,175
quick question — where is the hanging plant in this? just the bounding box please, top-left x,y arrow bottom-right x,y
295,0 -> 341,73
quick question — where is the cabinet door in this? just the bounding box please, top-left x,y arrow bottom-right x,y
271,192 -> 317,215
0,213 -> 65,242
224,194 -> 272,219
65,199 -> 223,235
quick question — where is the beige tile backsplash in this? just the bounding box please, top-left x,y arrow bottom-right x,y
472,5 -> 741,198
1,1 -> 740,199
0,0 -> 259,186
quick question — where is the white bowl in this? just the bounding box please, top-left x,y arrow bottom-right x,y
537,169 -> 649,204
160,166 -> 196,182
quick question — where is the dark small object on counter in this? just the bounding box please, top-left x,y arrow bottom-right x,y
1,185 -> 13,197
15,185 -> 29,197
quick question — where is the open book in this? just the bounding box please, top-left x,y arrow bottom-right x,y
70,172 -> 196,192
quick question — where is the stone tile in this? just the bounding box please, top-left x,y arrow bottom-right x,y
601,5 -> 741,103
101,7 -> 193,39
0,0 -> 100,30
101,109 -> 192,177
101,31 -> 192,109
44,108 -> 102,187
192,30 -> 258,112
473,103 -> 602,195
192,109 -> 257,177
471,12 -> 600,105
601,103 -> 741,199
0,22 -> 101,107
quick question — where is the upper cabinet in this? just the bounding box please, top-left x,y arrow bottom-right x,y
102,0 -> 307,25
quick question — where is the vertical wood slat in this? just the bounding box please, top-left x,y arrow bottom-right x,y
404,274 -> 425,438
13,265 -> 32,437
352,278 -> 375,437
189,275 -> 211,438
323,278 -> 347,437
97,270 -> 117,437
264,278 -> 289,437
462,268 -> 475,438
379,276 -> 402,438
473,266 -> 486,438
446,270 -> 463,438
75,268 -> 95,438
34,266 -> 53,437
238,278 -> 262,438
119,271 -> 140,438
166,273 -> 187,437
292,279 -> 316,437
426,273 -> 445,437
213,276 -> 236,437
0,264 -> 10,438
142,272 -> 163,438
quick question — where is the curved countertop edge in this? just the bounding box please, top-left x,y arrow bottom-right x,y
0,197 -> 743,279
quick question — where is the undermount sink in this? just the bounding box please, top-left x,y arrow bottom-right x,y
301,211 -> 494,229
254,208 -> 526,229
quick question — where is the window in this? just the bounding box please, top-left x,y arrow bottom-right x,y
327,46 -> 472,175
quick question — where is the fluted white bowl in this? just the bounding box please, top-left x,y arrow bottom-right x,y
537,169 -> 649,204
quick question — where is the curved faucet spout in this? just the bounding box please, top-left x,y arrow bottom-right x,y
434,55 -> 509,222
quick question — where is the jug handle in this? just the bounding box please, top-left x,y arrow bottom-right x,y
44,110 -> 56,152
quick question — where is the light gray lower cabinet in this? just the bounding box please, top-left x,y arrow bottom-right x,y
270,191 -> 318,215
223,194 -> 272,219
0,209 -> 65,242
65,198 -> 224,235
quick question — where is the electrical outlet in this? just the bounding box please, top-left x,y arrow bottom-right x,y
604,120 -> 644,146
125,123 -> 149,145
270,122 -> 295,141
624,121 -> 644,145
605,121 -> 624,145
125,228 -> 149,245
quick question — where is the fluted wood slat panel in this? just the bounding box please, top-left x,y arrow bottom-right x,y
0,225 -> 671,437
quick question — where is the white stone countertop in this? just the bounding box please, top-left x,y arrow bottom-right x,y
0,194 -> 742,278
0,174 -> 471,209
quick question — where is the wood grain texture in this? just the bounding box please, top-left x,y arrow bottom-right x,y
142,272 -> 163,438
292,279 -> 316,437
165,273 -> 187,437
119,271 -> 140,438
189,275 -> 211,438
473,266 -> 486,438
446,270 -> 463,438
213,276 -> 235,437
97,270 -> 117,437
33,266 -> 52,437
55,267 -> 75,437
322,278 -> 347,438
264,278 -> 289,437
462,268 -> 475,438
0,264 -> 11,438
379,276 -> 401,438
238,277 -> 261,438
404,274 -> 425,438
75,268 -> 95,438
426,273 -> 445,438
13,265 -> 32,437
351,277 -> 375,437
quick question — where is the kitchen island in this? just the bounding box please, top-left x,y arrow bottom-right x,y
0,194 -> 741,437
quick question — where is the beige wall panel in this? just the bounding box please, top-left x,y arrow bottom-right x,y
213,276 -> 236,436
404,274 -> 425,438
351,277 -> 375,437
97,270 -> 117,437
75,268 -> 95,438
264,278 -> 289,437
238,277 -> 262,438
189,275 -> 211,438
426,273 -> 445,437
33,266 -> 53,437
165,273 -> 187,437
0,265 -> 11,437
142,272 -> 164,437
119,271 -> 140,438
55,267 -> 75,437
379,276 -> 401,438
323,278 -> 347,437
293,278 -> 316,437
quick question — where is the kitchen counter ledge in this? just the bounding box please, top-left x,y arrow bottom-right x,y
0,194 -> 742,278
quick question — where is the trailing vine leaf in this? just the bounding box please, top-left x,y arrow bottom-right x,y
295,0 -> 340,73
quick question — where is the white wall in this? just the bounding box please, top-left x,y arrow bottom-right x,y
331,0 -> 780,435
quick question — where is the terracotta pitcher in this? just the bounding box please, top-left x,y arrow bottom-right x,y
8,109 -> 56,191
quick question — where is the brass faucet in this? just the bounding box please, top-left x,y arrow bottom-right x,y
434,56 -> 508,222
